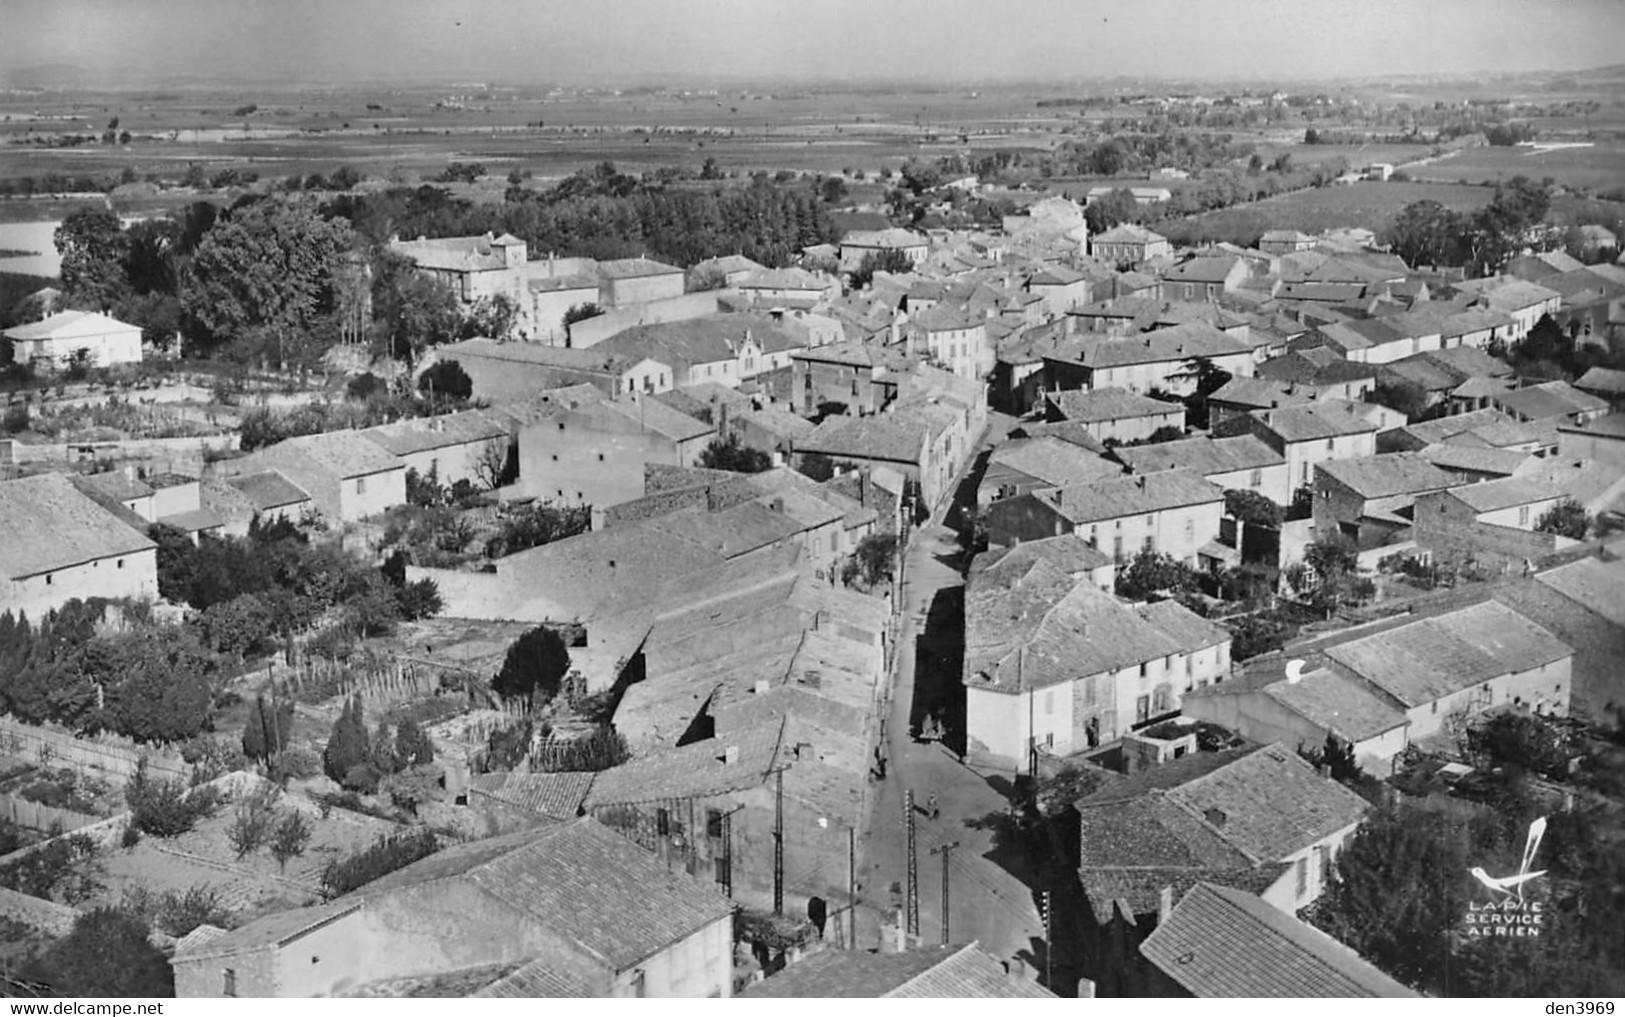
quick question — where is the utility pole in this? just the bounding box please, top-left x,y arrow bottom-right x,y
930,841 -> 959,946
1041,889 -> 1053,989
847,825 -> 857,950
904,789 -> 919,939
773,767 -> 787,915
718,804 -> 744,899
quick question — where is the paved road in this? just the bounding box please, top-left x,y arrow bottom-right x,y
852,411 -> 1058,978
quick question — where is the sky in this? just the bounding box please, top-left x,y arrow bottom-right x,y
5,0 -> 1625,85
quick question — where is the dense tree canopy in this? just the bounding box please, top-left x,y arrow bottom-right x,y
493,625 -> 572,704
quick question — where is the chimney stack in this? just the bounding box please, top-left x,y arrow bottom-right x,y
723,745 -> 740,765
1158,885 -> 1174,924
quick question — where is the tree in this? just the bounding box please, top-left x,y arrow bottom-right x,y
241,693 -> 294,761
1167,356 -> 1232,429
417,359 -> 473,402
181,196 -> 354,354
472,436 -> 517,490
393,719 -> 435,769
685,265 -> 728,293
493,625 -> 571,704
1114,548 -> 1200,601
462,293 -> 518,341
1368,378 -> 1430,420
562,301 -> 602,334
34,907 -> 174,997
125,760 -> 216,837
55,208 -> 130,311
796,452 -> 836,482
1287,484 -> 1314,521
199,592 -> 276,658
1083,188 -> 1139,234
851,533 -> 898,588
1223,488 -> 1284,528
1535,498 -> 1590,540
380,765 -> 441,816
1466,712 -> 1575,779
1381,200 -> 1468,268
93,627 -> 221,743
699,433 -> 772,473
322,697 -> 371,785
148,522 -> 198,604
370,252 -> 462,361
269,810 -> 311,872
849,248 -> 913,289
488,502 -> 591,556
396,576 -> 444,620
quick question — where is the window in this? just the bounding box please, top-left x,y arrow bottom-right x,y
1044,691 -> 1054,716
551,454 -> 558,461
1250,469 -> 1262,487
1135,695 -> 1150,724
117,559 -> 124,569
1143,535 -> 1154,553
45,573 -> 52,586
631,970 -> 646,998
1431,701 -> 1438,715
1152,687 -> 1169,713
223,969 -> 237,997
597,453 -> 605,462
1184,517 -> 1194,541
1325,438 -> 1334,451
1296,856 -> 1309,896
1518,505 -> 1530,526
706,808 -> 724,839
559,421 -> 567,430
1139,662 -> 1147,678
356,477 -> 366,495
1317,844 -> 1332,882
657,808 -> 670,836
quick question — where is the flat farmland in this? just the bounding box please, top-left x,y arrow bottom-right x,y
1407,143 -> 1625,190
1161,180 -> 1495,245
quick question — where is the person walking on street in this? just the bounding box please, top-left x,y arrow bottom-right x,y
927,791 -> 940,820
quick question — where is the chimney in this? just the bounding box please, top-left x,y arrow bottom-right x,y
754,679 -> 770,695
1203,807 -> 1227,829
770,497 -> 785,513
1318,763 -> 1330,778
1005,957 -> 1029,982
1158,885 -> 1174,924
723,745 -> 740,765
1136,475 -> 1147,490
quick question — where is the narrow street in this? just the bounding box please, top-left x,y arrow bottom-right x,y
853,412 -> 1075,988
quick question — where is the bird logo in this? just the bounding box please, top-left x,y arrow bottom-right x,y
1469,816 -> 1547,902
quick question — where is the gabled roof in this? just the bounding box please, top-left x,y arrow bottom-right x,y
361,410 -> 507,457
1046,387 -> 1184,424
358,819 -> 734,971
1455,275 -> 1562,312
1446,472 -> 1567,513
965,559 -> 1220,694
221,470 -> 311,511
1257,666 -> 1411,742
72,470 -> 154,503
1252,401 -> 1378,443
1316,453 -> 1455,499
1576,366 -> 1625,396
1035,468 -> 1224,525
971,535 -> 1113,578
172,901 -> 363,962
1115,434 -> 1283,478
388,234 -> 518,274
1078,865 -> 1288,926
1049,322 -> 1251,370
742,943 -> 1054,998
467,771 -> 595,821
472,959 -> 598,998
2,309 -> 141,341
0,473 -> 157,580
1537,556 -> 1625,630
585,722 -> 785,807
795,415 -> 926,464
841,228 -> 928,250
1162,256 -> 1243,284
1094,223 -> 1168,246
274,430 -> 404,479
1414,442 -> 1533,478
1322,600 -> 1571,707
1141,882 -> 1416,997
597,256 -> 682,279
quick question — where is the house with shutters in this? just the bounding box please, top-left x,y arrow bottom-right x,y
1042,322 -> 1254,398
962,549 -> 1231,771
1116,435 -> 1289,507
1091,224 -> 1172,264
234,431 -> 406,523
1245,401 -> 1379,493
985,469 -> 1226,567
1311,452 -> 1458,549
2,310 -> 143,369
1043,388 -> 1186,445
1158,256 -> 1249,302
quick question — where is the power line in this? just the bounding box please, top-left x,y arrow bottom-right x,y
929,841 -> 960,945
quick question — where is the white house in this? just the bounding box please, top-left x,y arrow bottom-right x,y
0,473 -> 158,619
3,310 -> 143,369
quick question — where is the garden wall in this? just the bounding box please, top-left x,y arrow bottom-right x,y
0,716 -> 191,787
0,793 -> 99,833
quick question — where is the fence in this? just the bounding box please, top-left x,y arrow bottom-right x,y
280,655 -> 449,710
0,793 -> 99,834
0,716 -> 190,786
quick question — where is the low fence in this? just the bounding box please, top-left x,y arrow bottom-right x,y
0,716 -> 190,787
0,793 -> 100,833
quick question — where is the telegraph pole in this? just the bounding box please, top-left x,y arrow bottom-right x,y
904,789 -> 919,938
773,767 -> 787,915
1041,889 -> 1053,989
847,825 -> 857,950
930,841 -> 959,946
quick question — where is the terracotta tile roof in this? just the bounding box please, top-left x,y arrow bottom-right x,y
159,508 -> 226,534
74,470 -> 153,503
841,228 -> 928,250
1141,882 -> 1416,997
971,535 -> 1113,578
1009,419 -> 1108,454
1536,556 -> 1625,630
1050,322 -> 1251,369
472,958 -> 598,997
1037,468 -> 1224,524
173,901 -> 362,962
221,470 -> 311,511
743,943 -> 1055,998
795,415 -> 926,464
1447,472 -> 1566,513
2,309 -> 140,341
361,819 -> 734,971
1257,667 -> 1410,742
278,430 -> 404,479
1093,223 -> 1168,245
1116,435 -> 1283,478
361,410 -> 507,457
467,771 -> 595,821
597,256 -> 682,280
1317,453 -> 1455,499
0,473 -> 156,579
1078,864 -> 1289,925
1252,401 -> 1377,443
1163,744 -> 1369,862
1046,387 -> 1184,424
987,437 -> 1122,488
1323,601 -> 1571,707
1415,442 -> 1531,477
1576,366 -> 1625,395
1078,795 -> 1255,870
1136,599 -> 1230,653
1162,256 -> 1242,284
585,721 -> 785,807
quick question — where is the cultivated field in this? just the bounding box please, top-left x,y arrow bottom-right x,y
1161,180 -> 1497,245
1407,143 -> 1625,191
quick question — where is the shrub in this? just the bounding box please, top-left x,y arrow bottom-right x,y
322,697 -> 371,784
396,578 -> 444,621
241,693 -> 295,761
492,627 -> 571,704
226,784 -> 280,858
320,828 -> 439,899
33,907 -> 174,997
125,761 -> 217,837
